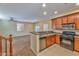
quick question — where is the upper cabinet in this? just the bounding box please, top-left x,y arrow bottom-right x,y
75,13 -> 79,30
62,16 -> 68,24
67,14 -> 76,23
51,12 -> 79,30
56,17 -> 62,29
52,19 -> 57,29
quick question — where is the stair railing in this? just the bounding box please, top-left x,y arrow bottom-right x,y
0,34 -> 13,56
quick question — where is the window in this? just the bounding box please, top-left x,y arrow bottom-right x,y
43,24 -> 49,31
35,25 -> 40,32
17,23 -> 24,32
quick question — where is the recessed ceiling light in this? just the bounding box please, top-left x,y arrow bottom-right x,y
54,11 -> 58,14
43,11 -> 47,15
42,3 -> 46,7
75,3 -> 79,6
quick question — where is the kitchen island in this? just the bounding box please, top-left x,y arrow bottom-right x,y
30,31 -> 57,55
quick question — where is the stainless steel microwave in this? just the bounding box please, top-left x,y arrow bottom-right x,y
62,23 -> 75,30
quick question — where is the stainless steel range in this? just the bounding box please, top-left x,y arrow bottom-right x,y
60,31 -> 75,51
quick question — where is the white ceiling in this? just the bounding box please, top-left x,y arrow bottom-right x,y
0,3 -> 78,22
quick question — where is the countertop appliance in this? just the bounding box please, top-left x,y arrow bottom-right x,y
60,31 -> 75,50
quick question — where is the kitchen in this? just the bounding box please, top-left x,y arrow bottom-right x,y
0,3 -> 79,56
30,5 -> 79,55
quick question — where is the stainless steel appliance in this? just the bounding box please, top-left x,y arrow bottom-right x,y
60,31 -> 75,50
39,37 -> 46,51
62,23 -> 75,30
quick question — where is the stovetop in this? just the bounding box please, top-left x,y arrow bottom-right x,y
62,31 -> 75,35
60,31 -> 75,40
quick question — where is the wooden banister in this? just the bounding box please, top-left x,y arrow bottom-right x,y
9,34 -> 13,56
5,38 -> 7,56
0,34 -> 13,56
0,34 -> 2,56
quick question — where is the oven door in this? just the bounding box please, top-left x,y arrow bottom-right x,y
60,37 -> 74,51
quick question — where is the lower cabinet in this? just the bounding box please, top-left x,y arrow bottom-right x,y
40,34 -> 79,52
46,36 -> 51,47
46,35 -> 55,48
40,34 -> 60,51
56,34 -> 60,45
74,37 -> 79,52
51,35 -> 56,45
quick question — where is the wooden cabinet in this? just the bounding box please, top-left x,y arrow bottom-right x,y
50,35 -> 55,45
67,14 -> 76,23
56,17 -> 62,29
51,12 -> 79,30
56,34 -> 60,45
46,35 -> 55,47
46,36 -> 51,47
74,36 -> 79,52
62,14 -> 76,24
62,16 -> 68,24
52,19 -> 57,29
75,13 -> 79,29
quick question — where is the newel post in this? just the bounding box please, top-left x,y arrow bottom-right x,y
9,34 -> 13,56
0,34 -> 2,56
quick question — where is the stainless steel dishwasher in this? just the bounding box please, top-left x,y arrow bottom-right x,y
39,37 -> 46,51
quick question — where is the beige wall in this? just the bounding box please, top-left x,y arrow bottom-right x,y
0,20 -> 34,37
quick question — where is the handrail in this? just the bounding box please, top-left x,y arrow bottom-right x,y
0,34 -> 2,56
0,34 -> 13,56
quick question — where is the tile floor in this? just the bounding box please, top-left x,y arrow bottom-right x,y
38,44 -> 79,56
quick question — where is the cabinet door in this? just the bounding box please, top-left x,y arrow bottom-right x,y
52,19 -> 57,29
50,35 -> 55,45
74,37 -> 79,52
56,17 -> 62,29
46,36 -> 51,47
75,13 -> 79,29
67,14 -> 76,23
46,35 -> 55,47
56,34 -> 60,45
62,16 -> 68,24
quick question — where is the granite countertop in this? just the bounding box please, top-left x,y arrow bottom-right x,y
31,31 -> 62,38
31,30 -> 79,38
39,33 -> 56,38
30,31 -> 54,35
